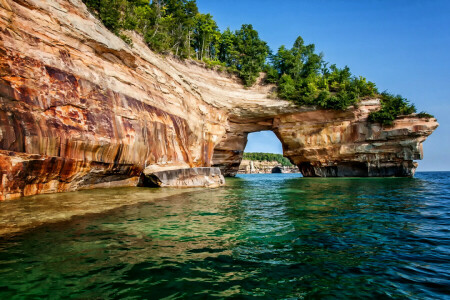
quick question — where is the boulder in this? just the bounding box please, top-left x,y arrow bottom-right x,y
139,167 -> 225,188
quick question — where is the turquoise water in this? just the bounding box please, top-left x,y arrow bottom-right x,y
0,172 -> 449,299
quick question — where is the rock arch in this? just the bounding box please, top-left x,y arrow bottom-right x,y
212,99 -> 437,177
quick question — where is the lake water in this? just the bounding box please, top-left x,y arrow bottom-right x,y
0,172 -> 449,299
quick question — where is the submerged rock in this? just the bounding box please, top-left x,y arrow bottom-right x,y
139,167 -> 225,188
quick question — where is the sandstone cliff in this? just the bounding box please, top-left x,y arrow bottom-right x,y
0,0 -> 438,200
238,160 -> 299,174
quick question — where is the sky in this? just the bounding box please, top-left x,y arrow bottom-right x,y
196,0 -> 450,171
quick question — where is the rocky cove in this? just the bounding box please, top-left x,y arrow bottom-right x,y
0,0 -> 438,200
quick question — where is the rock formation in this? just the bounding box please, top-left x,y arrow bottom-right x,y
238,160 -> 299,174
0,0 -> 438,200
139,167 -> 225,188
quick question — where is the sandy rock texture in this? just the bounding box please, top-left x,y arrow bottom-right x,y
139,167 -> 225,188
0,0 -> 438,200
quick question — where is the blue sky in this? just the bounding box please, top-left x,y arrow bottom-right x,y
196,0 -> 450,171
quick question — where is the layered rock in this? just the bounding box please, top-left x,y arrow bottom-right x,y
0,0 -> 226,199
139,167 -> 225,188
0,0 -> 438,200
273,100 -> 437,177
238,160 -> 299,174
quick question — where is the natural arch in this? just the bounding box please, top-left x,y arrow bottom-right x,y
211,103 -> 431,178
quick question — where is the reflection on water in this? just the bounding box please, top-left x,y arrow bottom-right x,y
0,187 -> 204,236
0,173 -> 449,299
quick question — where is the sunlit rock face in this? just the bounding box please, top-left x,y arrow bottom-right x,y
139,167 -> 225,188
273,101 -> 438,177
0,0 -> 226,199
0,0 -> 438,200
212,100 -> 438,177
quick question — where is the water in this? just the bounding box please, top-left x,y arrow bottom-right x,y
0,172 -> 449,299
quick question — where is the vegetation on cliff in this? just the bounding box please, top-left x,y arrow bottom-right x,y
83,0 -> 433,124
243,153 -> 293,167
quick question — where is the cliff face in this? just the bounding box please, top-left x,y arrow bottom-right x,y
0,0 -> 438,200
212,99 -> 437,177
238,160 -> 299,174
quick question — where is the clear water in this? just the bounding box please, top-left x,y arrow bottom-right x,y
0,172 -> 449,299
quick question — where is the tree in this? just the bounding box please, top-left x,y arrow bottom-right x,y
234,24 -> 269,86
218,28 -> 238,68
192,13 -> 220,60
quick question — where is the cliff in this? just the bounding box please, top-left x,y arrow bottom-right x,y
238,160 -> 299,174
0,0 -> 438,200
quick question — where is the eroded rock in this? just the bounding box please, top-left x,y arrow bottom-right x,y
139,167 -> 225,188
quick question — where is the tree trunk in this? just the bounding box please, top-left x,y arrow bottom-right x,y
201,36 -> 205,60
188,30 -> 191,58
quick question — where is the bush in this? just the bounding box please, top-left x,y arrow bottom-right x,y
368,92 -> 417,125
416,112 -> 434,119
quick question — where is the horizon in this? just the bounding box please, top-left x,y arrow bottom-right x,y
196,0 -> 450,172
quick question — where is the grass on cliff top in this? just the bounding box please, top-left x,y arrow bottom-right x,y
82,0 -> 434,126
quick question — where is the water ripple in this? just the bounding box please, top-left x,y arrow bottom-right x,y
0,172 -> 449,299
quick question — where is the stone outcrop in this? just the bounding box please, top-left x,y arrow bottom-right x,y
213,99 -> 438,177
139,167 -> 225,188
0,0 -> 438,200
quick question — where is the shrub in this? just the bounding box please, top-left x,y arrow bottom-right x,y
368,92 -> 417,125
416,112 -> 434,119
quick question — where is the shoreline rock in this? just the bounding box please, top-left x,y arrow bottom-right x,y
139,167 -> 225,188
238,160 -> 300,174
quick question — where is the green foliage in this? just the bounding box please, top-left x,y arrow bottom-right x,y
269,37 -> 379,111
416,112 -> 434,119
278,74 -> 296,99
82,0 -> 424,123
263,64 -> 279,84
83,0 -> 268,85
202,58 -> 226,71
218,28 -> 238,66
368,92 -> 417,125
233,25 -> 269,86
192,13 -> 220,60
243,152 -> 293,166
119,33 -> 133,46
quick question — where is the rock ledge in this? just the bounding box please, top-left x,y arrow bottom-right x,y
139,167 -> 225,188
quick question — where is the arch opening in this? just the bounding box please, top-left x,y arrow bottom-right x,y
239,131 -> 298,175
211,126 -> 301,176
244,131 -> 283,154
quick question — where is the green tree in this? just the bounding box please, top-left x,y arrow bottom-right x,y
369,92 -> 417,125
278,74 -> 296,99
218,28 -> 238,68
234,24 -> 269,86
193,13 -> 220,60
